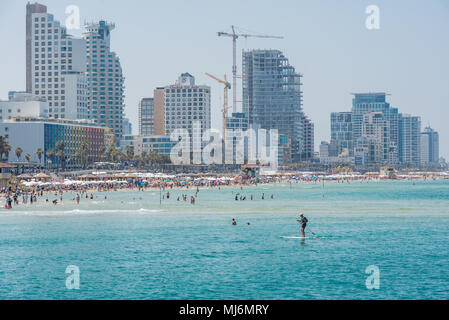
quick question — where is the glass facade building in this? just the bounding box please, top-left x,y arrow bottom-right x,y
331,112 -> 353,155
139,98 -> 154,136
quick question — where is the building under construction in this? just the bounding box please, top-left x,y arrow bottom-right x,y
242,49 -> 313,162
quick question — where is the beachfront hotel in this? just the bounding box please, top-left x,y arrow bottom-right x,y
82,21 -> 125,145
26,2 -> 89,120
152,73 -> 211,161
0,117 -> 105,168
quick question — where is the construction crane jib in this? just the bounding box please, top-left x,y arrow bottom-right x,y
217,25 -> 283,114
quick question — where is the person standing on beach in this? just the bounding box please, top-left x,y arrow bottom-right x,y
297,213 -> 308,238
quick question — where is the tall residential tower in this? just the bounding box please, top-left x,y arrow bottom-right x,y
83,21 -> 125,145
420,126 -> 439,166
26,2 -> 88,120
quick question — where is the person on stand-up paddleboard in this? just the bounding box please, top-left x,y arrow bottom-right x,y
297,213 -> 308,238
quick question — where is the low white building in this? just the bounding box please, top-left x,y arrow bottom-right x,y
120,134 -> 174,156
0,91 -> 48,121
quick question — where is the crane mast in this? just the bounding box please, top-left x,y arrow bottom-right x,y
205,72 -> 231,140
217,25 -> 283,114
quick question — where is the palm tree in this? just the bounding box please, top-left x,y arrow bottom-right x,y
55,141 -> 65,170
36,148 -> 44,168
75,150 -> 82,168
141,151 -> 148,168
4,143 -> 11,161
46,148 -> 55,170
25,153 -> 31,162
15,147 -> 23,162
0,137 -> 12,161
99,144 -> 106,162
125,146 -> 134,162
80,142 -> 89,169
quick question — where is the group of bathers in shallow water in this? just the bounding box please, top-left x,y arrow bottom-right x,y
232,212 -> 309,237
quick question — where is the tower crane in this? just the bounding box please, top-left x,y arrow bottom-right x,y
205,72 -> 231,139
217,25 -> 283,113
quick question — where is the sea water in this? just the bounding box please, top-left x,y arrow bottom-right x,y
0,180 -> 448,300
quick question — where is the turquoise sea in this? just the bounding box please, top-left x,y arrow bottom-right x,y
0,180 -> 448,300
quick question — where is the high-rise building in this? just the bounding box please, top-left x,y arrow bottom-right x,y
138,98 -> 154,136
331,112 -> 353,155
355,112 -> 397,166
152,74 -> 211,162
242,49 -> 306,161
83,21 -> 125,145
351,93 -> 399,164
153,88 -> 165,135
399,114 -> 421,167
26,2 -> 47,93
420,126 -> 439,166
162,73 -> 211,137
26,3 -> 88,120
300,114 -> 314,161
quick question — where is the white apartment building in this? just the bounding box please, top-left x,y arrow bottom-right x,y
26,3 -> 88,120
0,91 -> 48,120
83,21 -> 125,145
163,73 -> 211,136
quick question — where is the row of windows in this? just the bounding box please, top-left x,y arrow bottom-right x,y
34,42 -> 72,51
35,53 -> 72,58
34,83 -> 64,89
165,88 -> 208,93
35,59 -> 72,64
166,103 -> 205,107
33,27 -> 60,34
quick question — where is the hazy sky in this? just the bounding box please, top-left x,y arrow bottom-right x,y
1,0 -> 448,157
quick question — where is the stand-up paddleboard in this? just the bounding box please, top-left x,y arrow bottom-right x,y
280,236 -> 325,239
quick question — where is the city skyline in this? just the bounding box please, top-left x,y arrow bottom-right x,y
0,0 -> 448,158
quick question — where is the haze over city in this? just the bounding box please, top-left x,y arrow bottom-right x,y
0,0 -> 448,157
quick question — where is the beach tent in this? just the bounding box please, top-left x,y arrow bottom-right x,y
34,173 -> 51,182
